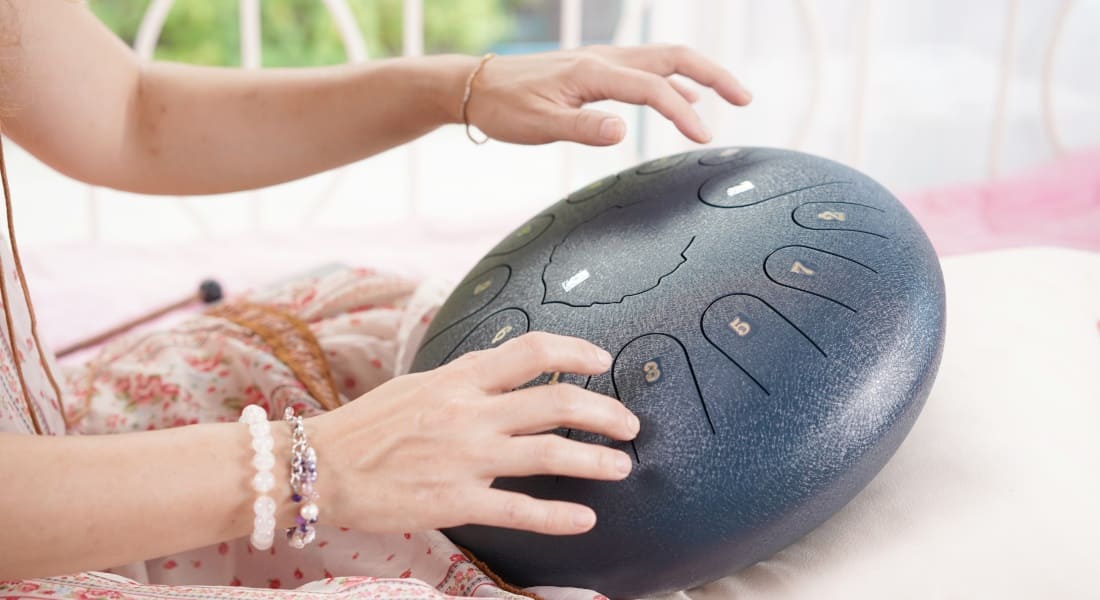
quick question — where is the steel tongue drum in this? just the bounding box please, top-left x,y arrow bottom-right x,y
411,147 -> 945,598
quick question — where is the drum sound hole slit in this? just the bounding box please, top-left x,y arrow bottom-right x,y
486,214 -> 556,257
750,294 -> 828,358
417,264 -> 512,351
440,307 -> 532,365
611,332 -> 717,435
697,310 -> 772,396
788,202 -> 891,239
773,244 -> 879,273
762,245 -> 879,314
798,199 -> 887,213
763,274 -> 858,313
605,333 -> 717,468
698,180 -> 853,208
676,334 -> 716,434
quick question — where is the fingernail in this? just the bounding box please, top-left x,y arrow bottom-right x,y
573,509 -> 596,529
627,413 -> 640,436
599,117 -> 625,142
616,453 -> 633,476
595,348 -> 613,367
698,122 -> 713,143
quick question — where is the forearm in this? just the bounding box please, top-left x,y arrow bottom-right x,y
4,2 -> 753,197
0,0 -> 476,195
0,423 -> 293,580
111,56 -> 475,194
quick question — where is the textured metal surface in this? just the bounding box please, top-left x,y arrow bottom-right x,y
411,147 -> 946,598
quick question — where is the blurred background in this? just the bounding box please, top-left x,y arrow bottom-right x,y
4,0 -> 1098,352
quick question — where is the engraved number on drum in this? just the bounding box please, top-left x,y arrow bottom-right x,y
725,181 -> 755,197
473,279 -> 493,296
491,325 -> 513,344
816,211 -> 846,221
790,260 -> 816,276
728,315 -> 752,337
562,269 -> 590,292
643,359 -> 662,384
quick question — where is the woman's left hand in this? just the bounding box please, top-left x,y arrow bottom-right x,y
462,44 -> 752,146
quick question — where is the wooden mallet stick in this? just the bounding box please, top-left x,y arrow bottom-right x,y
56,279 -> 223,358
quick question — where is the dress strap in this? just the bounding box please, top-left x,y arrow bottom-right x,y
0,124 -> 66,434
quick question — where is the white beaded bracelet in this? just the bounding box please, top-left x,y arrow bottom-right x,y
240,404 -> 277,550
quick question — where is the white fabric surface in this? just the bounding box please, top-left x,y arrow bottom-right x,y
658,247 -> 1100,600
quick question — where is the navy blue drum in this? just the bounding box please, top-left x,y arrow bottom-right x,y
411,148 -> 945,598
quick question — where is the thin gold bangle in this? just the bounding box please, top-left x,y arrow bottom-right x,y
460,53 -> 496,145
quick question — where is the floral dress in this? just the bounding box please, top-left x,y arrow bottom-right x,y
0,194 -> 603,600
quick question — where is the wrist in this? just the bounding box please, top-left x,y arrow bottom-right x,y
270,421 -> 299,530
303,413 -> 342,527
419,54 -> 480,126
240,412 -> 328,547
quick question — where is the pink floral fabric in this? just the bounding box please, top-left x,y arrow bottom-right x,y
0,250 -> 603,600
0,571 -> 607,600
62,266 -> 436,432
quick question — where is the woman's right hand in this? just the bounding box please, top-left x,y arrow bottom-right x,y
309,332 -> 639,536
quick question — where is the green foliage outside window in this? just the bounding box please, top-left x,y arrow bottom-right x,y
87,0 -> 523,67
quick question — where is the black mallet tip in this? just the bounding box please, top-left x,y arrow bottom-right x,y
199,279 -> 224,304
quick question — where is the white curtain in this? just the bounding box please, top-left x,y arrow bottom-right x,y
6,0 -> 1098,246
643,0 -> 1100,189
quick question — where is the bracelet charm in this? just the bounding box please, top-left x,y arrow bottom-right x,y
284,406 -> 320,549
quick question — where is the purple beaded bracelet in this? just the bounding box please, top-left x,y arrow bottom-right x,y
284,407 -> 319,548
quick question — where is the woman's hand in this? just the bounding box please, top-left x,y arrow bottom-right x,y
464,44 -> 752,146
310,332 -> 639,536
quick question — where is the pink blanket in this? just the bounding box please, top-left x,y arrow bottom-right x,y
902,148 -> 1100,256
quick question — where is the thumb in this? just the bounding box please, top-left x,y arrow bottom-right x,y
551,108 -> 627,146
